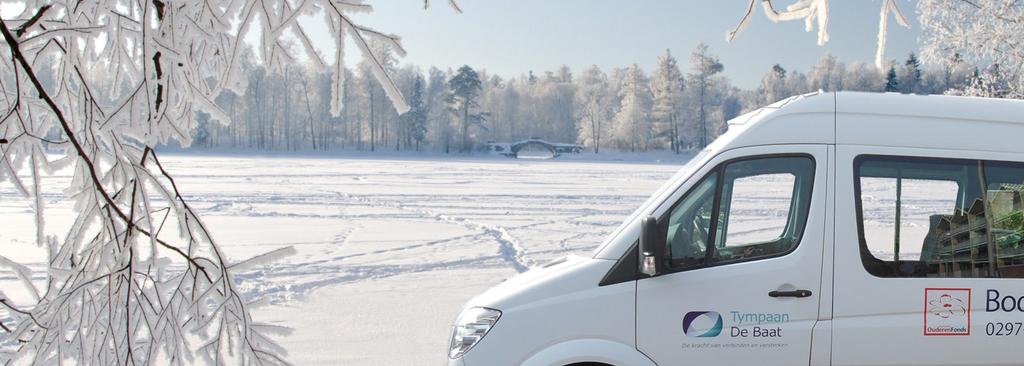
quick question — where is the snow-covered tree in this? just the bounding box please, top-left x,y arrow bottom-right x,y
483,77 -> 520,143
758,64 -> 789,105
0,1 -> 458,364
937,53 -> 975,93
298,67 -> 327,151
359,41 -> 401,152
575,65 -> 613,153
650,49 -> 686,153
844,61 -> 884,92
919,0 -> 1024,98
612,64 -> 652,152
808,53 -> 844,92
687,43 -> 724,148
957,64 -> 1010,98
426,67 -> 453,152
405,75 -> 429,151
785,69 -> 811,96
535,66 -> 577,143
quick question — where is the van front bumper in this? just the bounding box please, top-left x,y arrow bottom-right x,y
446,357 -> 465,366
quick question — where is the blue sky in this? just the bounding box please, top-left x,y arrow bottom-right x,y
345,1 -> 920,89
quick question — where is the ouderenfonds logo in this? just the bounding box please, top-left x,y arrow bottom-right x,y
683,311 -> 723,338
924,288 -> 971,336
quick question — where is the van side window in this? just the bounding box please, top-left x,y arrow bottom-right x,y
713,158 -> 815,263
665,174 -> 717,269
856,156 -> 1024,278
664,156 -> 815,270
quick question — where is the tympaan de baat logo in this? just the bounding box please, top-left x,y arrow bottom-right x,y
683,311 -> 723,338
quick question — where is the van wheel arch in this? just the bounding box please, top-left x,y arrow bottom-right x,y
521,338 -> 650,366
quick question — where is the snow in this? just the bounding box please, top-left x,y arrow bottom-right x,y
0,149 -> 960,363
0,152 -> 682,364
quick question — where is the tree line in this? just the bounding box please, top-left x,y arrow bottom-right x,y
190,42 -> 983,154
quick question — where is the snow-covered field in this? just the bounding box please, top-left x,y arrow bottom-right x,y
0,153 -> 683,365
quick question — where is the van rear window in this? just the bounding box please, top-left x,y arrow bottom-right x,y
856,155 -> 1024,278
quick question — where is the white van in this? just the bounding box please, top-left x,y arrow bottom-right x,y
447,91 -> 1024,366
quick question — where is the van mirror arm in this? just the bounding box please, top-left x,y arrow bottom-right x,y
639,216 -> 664,276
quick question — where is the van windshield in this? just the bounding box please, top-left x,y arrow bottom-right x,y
592,148 -> 713,258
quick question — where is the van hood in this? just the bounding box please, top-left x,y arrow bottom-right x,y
463,255 -> 614,311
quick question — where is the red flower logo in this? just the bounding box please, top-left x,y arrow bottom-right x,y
928,293 -> 967,319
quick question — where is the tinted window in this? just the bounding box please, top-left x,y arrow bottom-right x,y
856,156 -> 1024,278
665,174 -> 716,268
665,156 -> 815,270
859,177 -> 960,261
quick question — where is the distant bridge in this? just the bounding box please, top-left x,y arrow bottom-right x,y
487,139 -> 583,158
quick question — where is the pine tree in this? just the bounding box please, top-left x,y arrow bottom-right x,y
651,49 -> 685,153
900,52 -> 922,94
448,65 -> 486,152
885,66 -> 899,92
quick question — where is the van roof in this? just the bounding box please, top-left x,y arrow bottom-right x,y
835,91 -> 1024,125
720,91 -> 1024,154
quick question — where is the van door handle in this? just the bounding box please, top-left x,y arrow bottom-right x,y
768,289 -> 813,298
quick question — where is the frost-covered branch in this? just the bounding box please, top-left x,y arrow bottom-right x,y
425,0 -> 463,13
0,0 -> 459,364
726,0 -> 910,69
727,0 -> 829,45
876,0 -> 910,69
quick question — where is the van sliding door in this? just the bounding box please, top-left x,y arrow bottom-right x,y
833,146 -> 1024,366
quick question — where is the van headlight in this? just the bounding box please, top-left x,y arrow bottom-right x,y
448,307 -> 502,359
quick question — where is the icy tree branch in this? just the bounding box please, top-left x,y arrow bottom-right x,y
726,0 -> 910,70
876,0 -> 911,69
0,0 -> 460,364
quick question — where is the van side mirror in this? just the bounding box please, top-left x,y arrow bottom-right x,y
639,215 -> 664,276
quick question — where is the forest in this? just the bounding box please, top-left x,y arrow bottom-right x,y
190,42 -> 986,155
